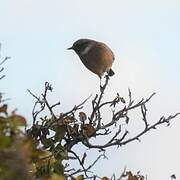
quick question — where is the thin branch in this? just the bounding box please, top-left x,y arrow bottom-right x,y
0,56 -> 11,66
90,75 -> 109,123
141,104 -> 148,129
27,79 -> 179,178
81,112 -> 180,150
69,150 -> 88,177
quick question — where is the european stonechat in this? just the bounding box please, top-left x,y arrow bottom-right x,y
68,39 -> 115,79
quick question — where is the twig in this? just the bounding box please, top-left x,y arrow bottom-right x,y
90,75 -> 109,124
69,150 -> 88,177
27,79 -> 180,178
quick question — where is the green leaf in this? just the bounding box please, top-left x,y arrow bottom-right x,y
54,125 -> 66,142
0,135 -> 12,149
53,161 -> 64,175
54,144 -> 68,160
42,138 -> 54,148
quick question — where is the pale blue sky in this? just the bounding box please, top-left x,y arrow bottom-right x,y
0,0 -> 180,179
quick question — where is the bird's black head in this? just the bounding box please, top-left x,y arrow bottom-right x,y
68,39 -> 95,55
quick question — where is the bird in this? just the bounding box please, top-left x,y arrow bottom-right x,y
67,39 -> 115,79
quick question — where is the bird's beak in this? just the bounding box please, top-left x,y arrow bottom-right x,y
67,46 -> 73,50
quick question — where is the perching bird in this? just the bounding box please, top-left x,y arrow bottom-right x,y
67,39 -> 115,79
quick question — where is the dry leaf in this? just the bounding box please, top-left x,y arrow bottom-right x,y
102,177 -> 109,180
82,124 -> 96,137
79,112 -> 87,122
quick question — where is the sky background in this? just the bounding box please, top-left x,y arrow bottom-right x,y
0,0 -> 180,179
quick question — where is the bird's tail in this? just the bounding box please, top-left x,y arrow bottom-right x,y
108,69 -> 115,76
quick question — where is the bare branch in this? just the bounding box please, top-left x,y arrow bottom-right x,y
27,78 -> 179,178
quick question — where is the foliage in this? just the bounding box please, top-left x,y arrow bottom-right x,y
26,78 -> 179,179
0,46 -> 179,179
0,52 -> 32,180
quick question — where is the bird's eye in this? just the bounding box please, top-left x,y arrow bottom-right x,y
75,42 -> 88,52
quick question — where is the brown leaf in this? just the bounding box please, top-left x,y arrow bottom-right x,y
73,175 -> 84,180
63,116 -> 75,124
79,112 -> 87,122
126,171 -> 144,180
127,171 -> 134,180
67,124 -> 79,137
82,124 -> 96,137
11,114 -> 27,126
102,177 -> 109,180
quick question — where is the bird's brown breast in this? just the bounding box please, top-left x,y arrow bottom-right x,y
79,42 -> 114,77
